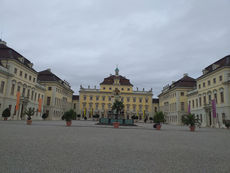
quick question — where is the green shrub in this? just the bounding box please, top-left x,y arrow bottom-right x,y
223,120 -> 230,129
2,108 -> 11,118
182,114 -> 200,126
153,112 -> 165,123
42,113 -> 48,120
62,109 -> 76,121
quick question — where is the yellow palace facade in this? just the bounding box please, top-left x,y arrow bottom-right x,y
79,68 -> 154,119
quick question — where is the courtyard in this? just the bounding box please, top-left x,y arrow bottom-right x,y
0,120 -> 229,173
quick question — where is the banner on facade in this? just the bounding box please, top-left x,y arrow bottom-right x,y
38,98 -> 42,112
16,92 -> 20,111
212,99 -> 216,118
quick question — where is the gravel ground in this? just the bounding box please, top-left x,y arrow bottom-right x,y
0,120 -> 229,173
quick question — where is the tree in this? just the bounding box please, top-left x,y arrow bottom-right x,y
112,100 -> 124,120
24,108 -> 35,120
153,111 -> 165,124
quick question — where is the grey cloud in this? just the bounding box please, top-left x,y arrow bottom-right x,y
1,0 -> 230,96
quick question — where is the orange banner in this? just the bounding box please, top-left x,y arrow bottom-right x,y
38,98 -> 42,112
16,92 -> 20,111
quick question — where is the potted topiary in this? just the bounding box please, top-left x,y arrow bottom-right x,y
42,113 -> 48,120
112,100 -> 124,128
63,109 -> 75,126
153,112 -> 165,130
182,114 -> 200,131
24,108 -> 35,125
223,120 -> 230,129
2,108 -> 11,120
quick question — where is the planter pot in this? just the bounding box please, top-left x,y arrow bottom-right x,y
27,120 -> 32,125
66,121 -> 72,126
113,122 -> 120,128
190,126 -> 195,131
4,117 -> 8,121
156,124 -> 161,130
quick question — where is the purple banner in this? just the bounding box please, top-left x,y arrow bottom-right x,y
188,102 -> 191,113
212,99 -> 216,118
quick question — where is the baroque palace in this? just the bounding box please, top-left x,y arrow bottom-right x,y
79,67 -> 157,119
0,40 -> 73,120
0,39 -> 229,128
159,55 -> 230,128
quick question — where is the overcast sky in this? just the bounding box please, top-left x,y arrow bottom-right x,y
1,0 -> 230,97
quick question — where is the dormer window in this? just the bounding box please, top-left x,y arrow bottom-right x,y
202,69 -> 208,75
18,57 -> 24,63
212,64 -> 219,70
28,63 -> 33,68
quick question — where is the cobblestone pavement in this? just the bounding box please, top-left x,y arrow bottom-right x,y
0,120 -> 229,173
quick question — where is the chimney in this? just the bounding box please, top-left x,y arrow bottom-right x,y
0,39 -> 6,45
47,68 -> 51,72
183,73 -> 188,77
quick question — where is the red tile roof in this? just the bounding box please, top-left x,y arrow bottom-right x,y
100,75 -> 133,86
198,55 -> 230,79
0,41 -> 36,72
38,69 -> 62,82
72,95 -> 79,100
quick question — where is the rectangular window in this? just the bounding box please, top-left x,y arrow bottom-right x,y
14,68 -> 17,74
203,82 -> 205,87
27,89 -> 30,98
33,78 -> 36,82
31,91 -> 34,100
96,96 -> 99,101
181,92 -> 184,96
20,71 -> 23,76
25,73 -> 27,79
145,98 -> 148,103
220,92 -> 224,103
219,75 -> 222,81
84,95 -> 86,100
127,97 -> 130,102
17,86 -> 20,92
133,97 -> 136,102
34,93 -> 37,101
102,96 -> 105,101
198,84 -> 201,89
47,97 -> 51,106
74,103 -> 76,109
208,80 -> 211,86
203,96 -> 206,105
48,87 -> 52,91
196,99 -> 198,107
213,78 -> 216,84
0,81 -> 5,93
192,100 -> 194,108
139,98 -> 142,103
199,97 -> 202,107
108,96 -> 111,101
90,96 -> 93,100
208,95 -> 211,104
29,75 -> 32,81
214,93 -> 217,103
10,84 -> 15,95
181,102 -> 184,111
